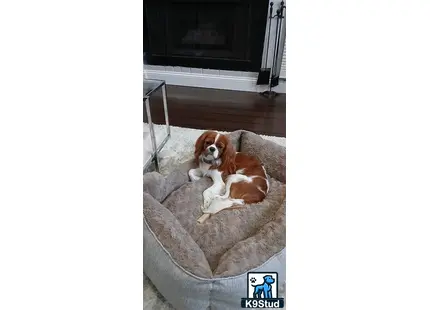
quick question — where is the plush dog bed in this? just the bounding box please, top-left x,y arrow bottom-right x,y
143,130 -> 286,310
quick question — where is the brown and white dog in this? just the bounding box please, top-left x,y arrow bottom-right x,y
189,130 -> 269,215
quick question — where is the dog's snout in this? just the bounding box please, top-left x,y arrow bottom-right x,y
209,146 -> 216,152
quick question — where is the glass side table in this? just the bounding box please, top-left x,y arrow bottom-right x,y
143,79 -> 170,173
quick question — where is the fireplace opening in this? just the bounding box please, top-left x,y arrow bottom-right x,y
143,0 -> 269,71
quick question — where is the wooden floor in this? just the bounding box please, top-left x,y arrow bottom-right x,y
144,85 -> 286,137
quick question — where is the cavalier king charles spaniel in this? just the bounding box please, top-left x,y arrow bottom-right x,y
189,130 -> 269,217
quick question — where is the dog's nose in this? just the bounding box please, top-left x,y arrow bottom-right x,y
209,146 -> 216,152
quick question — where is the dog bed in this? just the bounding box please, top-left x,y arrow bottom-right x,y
143,130 -> 286,310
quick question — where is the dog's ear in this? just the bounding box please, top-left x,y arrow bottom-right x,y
219,135 -> 236,174
194,131 -> 209,165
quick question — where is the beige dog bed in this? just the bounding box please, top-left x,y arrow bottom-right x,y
143,130 -> 286,310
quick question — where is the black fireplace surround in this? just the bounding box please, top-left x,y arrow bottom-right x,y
143,0 -> 269,71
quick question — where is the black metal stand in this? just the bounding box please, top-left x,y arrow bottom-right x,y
260,88 -> 279,99
259,1 -> 285,99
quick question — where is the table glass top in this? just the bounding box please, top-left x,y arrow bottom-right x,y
144,79 -> 165,98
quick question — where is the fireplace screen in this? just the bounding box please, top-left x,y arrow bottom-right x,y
144,0 -> 269,71
168,3 -> 241,59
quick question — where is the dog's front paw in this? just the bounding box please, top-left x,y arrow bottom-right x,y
190,175 -> 201,182
188,169 -> 202,182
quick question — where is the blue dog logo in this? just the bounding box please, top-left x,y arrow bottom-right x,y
251,275 -> 275,299
241,272 -> 284,308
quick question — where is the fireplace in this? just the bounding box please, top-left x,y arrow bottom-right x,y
143,0 -> 269,71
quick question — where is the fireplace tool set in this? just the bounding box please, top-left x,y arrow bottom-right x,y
257,1 -> 286,98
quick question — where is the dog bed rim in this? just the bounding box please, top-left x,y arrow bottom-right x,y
143,213 -> 285,281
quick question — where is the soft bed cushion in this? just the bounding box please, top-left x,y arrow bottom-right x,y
143,130 -> 286,310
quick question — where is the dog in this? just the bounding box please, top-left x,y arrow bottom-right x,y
252,275 -> 275,299
189,130 -> 269,215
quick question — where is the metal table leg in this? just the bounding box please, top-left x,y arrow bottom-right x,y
144,97 -> 159,172
162,84 -> 170,137
143,80 -> 170,174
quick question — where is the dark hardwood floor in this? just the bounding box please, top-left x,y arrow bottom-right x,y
144,85 -> 286,137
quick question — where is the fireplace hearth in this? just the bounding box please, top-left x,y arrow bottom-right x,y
143,0 -> 269,71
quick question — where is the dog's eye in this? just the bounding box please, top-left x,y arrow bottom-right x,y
216,143 -> 224,149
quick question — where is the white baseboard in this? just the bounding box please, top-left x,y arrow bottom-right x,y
145,69 -> 286,93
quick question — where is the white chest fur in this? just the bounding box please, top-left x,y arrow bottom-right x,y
199,162 -> 212,176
